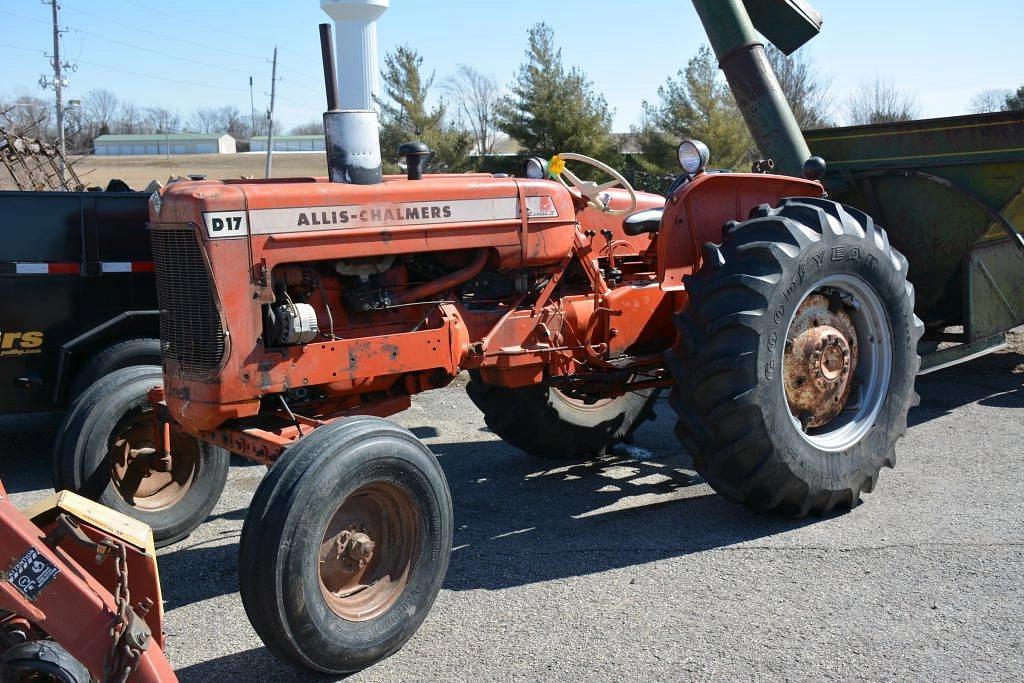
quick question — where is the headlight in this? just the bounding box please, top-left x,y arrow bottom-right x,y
149,191 -> 162,216
678,140 -> 710,175
523,157 -> 546,180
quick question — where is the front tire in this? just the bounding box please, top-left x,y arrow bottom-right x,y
53,366 -> 229,547
239,417 -> 453,675
466,371 -> 657,459
669,197 -> 922,516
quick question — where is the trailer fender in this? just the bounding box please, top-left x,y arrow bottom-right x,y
52,310 -> 159,402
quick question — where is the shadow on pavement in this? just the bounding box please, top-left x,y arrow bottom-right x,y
156,431 -> 817,612
0,413 -> 61,494
910,350 -> 1023,426
173,647 -> 321,683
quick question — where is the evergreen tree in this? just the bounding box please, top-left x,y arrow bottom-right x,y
497,23 -> 614,158
378,46 -> 472,171
637,45 -> 754,173
1007,86 -> 1024,111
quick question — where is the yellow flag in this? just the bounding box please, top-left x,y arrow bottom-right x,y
547,155 -> 566,177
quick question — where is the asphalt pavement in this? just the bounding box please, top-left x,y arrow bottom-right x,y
3,331 -> 1022,681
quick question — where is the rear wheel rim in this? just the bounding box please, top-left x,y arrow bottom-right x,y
782,274 -> 893,452
109,407 -> 199,511
318,481 -> 422,622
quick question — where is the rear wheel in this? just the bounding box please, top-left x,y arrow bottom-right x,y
239,417 -> 453,675
53,366 -> 229,547
669,197 -> 922,516
466,371 -> 657,459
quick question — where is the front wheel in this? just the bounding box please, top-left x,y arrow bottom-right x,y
239,417 -> 453,675
670,197 -> 922,516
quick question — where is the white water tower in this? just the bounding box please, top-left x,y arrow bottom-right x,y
320,0 -> 389,111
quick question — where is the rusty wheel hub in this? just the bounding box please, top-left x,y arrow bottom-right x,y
110,409 -> 198,511
783,294 -> 859,429
318,481 -> 421,622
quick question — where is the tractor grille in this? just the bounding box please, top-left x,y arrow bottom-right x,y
151,227 -> 226,377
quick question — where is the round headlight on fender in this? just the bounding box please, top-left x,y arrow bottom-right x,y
523,157 -> 547,180
678,140 -> 710,175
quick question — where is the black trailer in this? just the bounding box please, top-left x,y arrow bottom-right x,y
0,189 -> 160,415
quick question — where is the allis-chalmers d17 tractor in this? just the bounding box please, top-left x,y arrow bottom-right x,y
52,6 -> 921,677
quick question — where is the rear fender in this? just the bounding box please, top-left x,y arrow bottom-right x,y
657,172 -> 823,291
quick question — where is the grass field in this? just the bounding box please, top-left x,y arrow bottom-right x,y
1,152 -> 330,191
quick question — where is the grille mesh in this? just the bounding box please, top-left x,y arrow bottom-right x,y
151,227 -> 226,377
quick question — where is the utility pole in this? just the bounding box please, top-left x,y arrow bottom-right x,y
249,76 -> 257,139
39,0 -> 74,177
265,47 -> 278,179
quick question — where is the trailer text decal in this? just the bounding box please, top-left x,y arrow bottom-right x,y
0,331 -> 43,357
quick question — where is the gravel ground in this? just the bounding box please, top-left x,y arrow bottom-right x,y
2,330 -> 1022,681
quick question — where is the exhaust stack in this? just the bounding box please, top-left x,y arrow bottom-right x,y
319,22 -> 383,185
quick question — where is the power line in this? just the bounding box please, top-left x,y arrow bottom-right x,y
0,42 -> 45,56
62,4 -> 267,63
0,9 -> 50,25
74,57 -> 249,94
72,26 -> 269,78
60,3 -> 322,94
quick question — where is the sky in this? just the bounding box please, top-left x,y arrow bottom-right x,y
2,0 -> 1021,133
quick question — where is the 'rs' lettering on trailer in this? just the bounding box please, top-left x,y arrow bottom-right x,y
203,211 -> 250,239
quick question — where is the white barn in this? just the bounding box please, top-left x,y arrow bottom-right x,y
249,135 -> 326,152
94,134 -> 236,156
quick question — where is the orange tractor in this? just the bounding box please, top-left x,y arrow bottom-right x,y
52,10 -> 921,677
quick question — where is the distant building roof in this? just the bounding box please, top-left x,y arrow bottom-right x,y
94,134 -> 230,142
249,135 -> 324,141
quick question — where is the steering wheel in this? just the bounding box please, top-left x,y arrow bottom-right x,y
550,152 -> 638,216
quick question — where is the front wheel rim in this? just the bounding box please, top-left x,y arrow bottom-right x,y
318,481 -> 422,622
782,274 -> 893,452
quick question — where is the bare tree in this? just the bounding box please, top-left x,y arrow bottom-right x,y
290,120 -> 323,135
144,107 -> 181,134
444,65 -> 500,155
82,89 -> 120,136
765,45 -> 833,129
189,107 -> 221,134
846,78 -> 919,125
968,88 -> 1012,114
188,106 -> 249,137
0,94 -> 54,137
118,102 -> 143,134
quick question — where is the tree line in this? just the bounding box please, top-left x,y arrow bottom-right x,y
4,22 -> 1022,175
0,90 -> 279,154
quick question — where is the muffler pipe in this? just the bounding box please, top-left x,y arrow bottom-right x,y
319,23 -> 383,185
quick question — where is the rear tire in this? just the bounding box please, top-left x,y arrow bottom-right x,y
69,337 -> 161,400
669,197 -> 922,516
1,641 -> 90,683
239,417 -> 453,675
466,371 -> 657,459
53,366 -> 229,547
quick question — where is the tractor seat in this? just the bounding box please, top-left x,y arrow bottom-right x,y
623,208 -> 663,236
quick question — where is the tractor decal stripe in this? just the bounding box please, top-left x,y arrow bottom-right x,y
245,197 -> 523,236
2,262 -> 154,275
